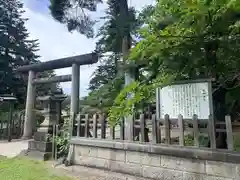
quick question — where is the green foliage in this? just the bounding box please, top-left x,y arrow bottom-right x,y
109,72 -> 177,125
130,0 -> 240,78
52,117 -> 70,159
184,134 -> 209,147
184,134 -> 194,146
0,111 -> 9,123
86,75 -> 124,114
88,56 -> 118,91
54,133 -> 70,159
86,2 -> 157,117
127,0 -> 240,122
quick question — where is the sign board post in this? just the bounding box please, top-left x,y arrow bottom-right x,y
156,79 -> 213,120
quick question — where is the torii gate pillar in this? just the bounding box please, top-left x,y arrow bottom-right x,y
22,70 -> 36,139
70,63 -> 80,134
17,53 -> 98,140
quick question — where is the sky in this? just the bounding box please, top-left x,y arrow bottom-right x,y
22,0 -> 154,97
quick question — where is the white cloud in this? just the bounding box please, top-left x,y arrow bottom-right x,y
22,0 -> 153,97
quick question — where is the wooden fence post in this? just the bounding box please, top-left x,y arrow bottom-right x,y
140,114 -> 145,142
225,115 -> 233,151
0,120 -> 3,139
52,124 -> 56,160
193,114 -> 199,147
110,124 -> 115,140
208,114 -> 216,149
157,120 -> 161,143
164,114 -> 171,144
84,114 -> 89,138
131,115 -> 135,141
55,124 -> 59,160
100,114 -> 106,139
178,114 -> 184,146
152,114 -> 159,144
77,114 -> 80,137
92,114 -> 98,138
120,118 -> 125,140
78,114 -> 83,137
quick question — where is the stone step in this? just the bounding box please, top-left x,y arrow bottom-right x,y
18,149 -> 52,161
28,140 -> 52,152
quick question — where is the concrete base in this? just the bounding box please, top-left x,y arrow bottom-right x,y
21,136 -> 33,140
19,149 -> 52,161
70,138 -> 240,180
20,131 -> 53,161
28,140 -> 52,152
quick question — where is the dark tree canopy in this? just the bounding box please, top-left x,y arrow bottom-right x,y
0,0 -> 59,107
49,0 -> 102,38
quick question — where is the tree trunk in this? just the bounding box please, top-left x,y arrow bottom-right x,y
119,0 -> 134,140
205,40 -> 228,149
114,52 -> 118,75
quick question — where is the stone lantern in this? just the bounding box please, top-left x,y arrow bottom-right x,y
25,91 -> 67,160
37,91 -> 67,132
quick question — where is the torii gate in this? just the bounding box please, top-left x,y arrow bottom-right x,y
16,53 -> 98,139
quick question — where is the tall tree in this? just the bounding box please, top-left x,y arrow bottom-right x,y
0,0 -> 59,106
110,0 -> 240,147
90,0 -> 139,92
0,0 -> 36,102
87,2 -> 154,113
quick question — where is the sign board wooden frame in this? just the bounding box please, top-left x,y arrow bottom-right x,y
156,79 -> 213,120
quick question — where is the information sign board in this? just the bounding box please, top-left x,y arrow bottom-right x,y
156,80 -> 213,119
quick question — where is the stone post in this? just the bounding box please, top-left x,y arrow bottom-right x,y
70,63 -> 80,135
22,70 -> 36,139
71,64 -> 80,113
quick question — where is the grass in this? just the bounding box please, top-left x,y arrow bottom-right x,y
0,157 -> 72,180
233,134 -> 240,152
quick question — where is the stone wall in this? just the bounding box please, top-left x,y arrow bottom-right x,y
70,138 -> 240,180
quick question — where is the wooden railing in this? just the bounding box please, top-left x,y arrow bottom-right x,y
70,113 -> 239,151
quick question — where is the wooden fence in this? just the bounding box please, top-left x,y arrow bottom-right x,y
0,112 -> 24,141
71,113 -> 239,151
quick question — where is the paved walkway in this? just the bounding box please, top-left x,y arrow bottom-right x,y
0,139 -> 29,157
